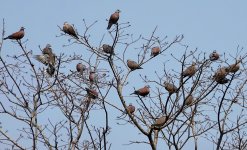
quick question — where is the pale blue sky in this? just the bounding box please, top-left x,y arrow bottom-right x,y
1,0 -> 247,149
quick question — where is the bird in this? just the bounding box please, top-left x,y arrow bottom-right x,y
4,27 -> 25,40
42,44 -> 53,55
216,77 -> 229,84
163,82 -> 178,95
76,63 -> 86,74
182,62 -> 196,78
34,44 -> 56,66
127,59 -> 143,71
185,95 -> 194,106
86,88 -> 98,99
213,67 -> 227,81
89,71 -> 96,83
126,103 -> 135,114
46,64 -> 56,76
102,44 -> 115,55
209,50 -> 220,61
131,85 -> 150,97
63,22 -> 79,39
151,116 -> 168,128
107,9 -> 120,30
151,46 -> 160,57
226,60 -> 241,73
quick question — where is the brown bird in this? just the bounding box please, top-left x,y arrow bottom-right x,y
152,116 -> 168,127
151,46 -> 160,57
34,44 -> 56,66
63,22 -> 79,39
182,62 -> 196,78
126,103 -> 135,114
131,85 -> 150,97
209,50 -> 219,61
46,64 -> 56,76
216,77 -> 229,84
89,71 -> 96,83
185,95 -> 194,106
102,44 -> 115,55
107,10 -> 120,30
86,88 -> 98,99
226,60 -> 241,73
42,44 -> 53,55
127,59 -> 143,71
163,82 -> 178,95
76,63 -> 86,73
213,67 -> 227,82
4,27 -> 25,40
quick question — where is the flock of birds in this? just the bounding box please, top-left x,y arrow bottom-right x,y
2,10 -> 242,126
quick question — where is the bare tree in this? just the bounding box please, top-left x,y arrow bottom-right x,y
0,16 -> 247,150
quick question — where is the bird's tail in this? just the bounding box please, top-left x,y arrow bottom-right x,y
107,23 -> 112,30
3,37 -> 8,40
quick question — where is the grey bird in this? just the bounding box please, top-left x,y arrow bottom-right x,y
34,44 -> 56,66
102,44 -> 115,55
163,82 -> 178,95
151,116 -> 168,128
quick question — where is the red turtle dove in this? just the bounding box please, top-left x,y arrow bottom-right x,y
209,50 -> 219,61
151,46 -> 160,57
4,27 -> 25,40
76,63 -> 86,74
182,62 -> 196,78
34,44 -> 56,66
86,88 -> 98,99
226,60 -> 241,73
127,59 -> 142,71
107,10 -> 120,30
89,71 -> 96,83
131,86 -> 150,97
63,22 -> 79,39
126,103 -> 135,114
213,67 -> 227,81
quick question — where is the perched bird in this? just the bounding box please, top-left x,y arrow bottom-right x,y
102,44 -> 115,55
4,27 -> 25,40
163,82 -> 178,95
213,67 -> 227,81
46,64 -> 56,76
216,77 -> 229,84
127,59 -> 142,71
126,103 -> 135,114
152,116 -> 168,127
34,44 -> 56,66
182,62 -> 196,78
151,46 -> 160,57
89,71 -> 96,83
76,63 -> 86,73
86,88 -> 98,99
226,60 -> 241,73
131,85 -> 150,97
185,95 -> 194,106
63,22 -> 79,39
107,10 -> 120,30
209,50 -> 220,61
42,44 -> 53,55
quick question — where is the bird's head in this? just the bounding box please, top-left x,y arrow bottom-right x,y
116,9 -> 121,13
46,44 -> 52,48
20,27 -> 25,30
